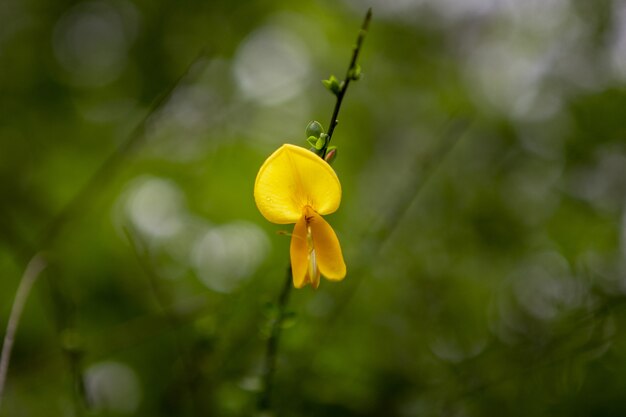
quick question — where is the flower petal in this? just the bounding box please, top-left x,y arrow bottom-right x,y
308,248 -> 321,289
290,215 -> 308,288
254,144 -> 341,224
307,208 -> 346,280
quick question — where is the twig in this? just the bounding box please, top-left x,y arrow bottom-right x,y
290,117 -> 472,396
332,117 -> 471,320
123,227 -> 200,414
258,267 -> 293,412
256,10 -> 373,414
39,49 -> 210,249
321,8 -> 372,158
0,49 -> 211,413
0,253 -> 47,409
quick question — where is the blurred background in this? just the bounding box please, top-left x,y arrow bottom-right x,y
1,0 -> 626,415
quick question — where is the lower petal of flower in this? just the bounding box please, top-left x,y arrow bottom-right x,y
306,207 -> 346,280
290,214 -> 309,288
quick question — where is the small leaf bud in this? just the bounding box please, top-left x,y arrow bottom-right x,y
314,135 -> 326,150
305,120 -> 324,139
322,75 -> 341,95
349,64 -> 362,80
324,146 -> 337,164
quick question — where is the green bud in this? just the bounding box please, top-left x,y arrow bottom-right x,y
324,146 -> 337,164
349,64 -> 362,80
322,75 -> 341,95
305,120 -> 324,139
314,135 -> 326,150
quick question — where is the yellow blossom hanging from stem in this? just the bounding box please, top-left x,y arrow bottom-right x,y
253,8 -> 371,290
254,144 -> 346,288
255,7 -> 371,412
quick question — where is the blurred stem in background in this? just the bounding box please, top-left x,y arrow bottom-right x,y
256,9 -> 372,415
0,50 -> 211,414
258,267 -> 293,413
124,227 -> 202,414
0,253 -> 47,410
321,7 -> 372,159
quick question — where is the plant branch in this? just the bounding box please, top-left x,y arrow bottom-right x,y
322,8 -> 372,158
257,10 -> 372,413
334,118 -> 471,318
123,227 -> 201,414
0,253 -> 47,409
0,49 -> 211,413
291,117 -> 472,395
39,49 -> 210,250
258,267 -> 293,412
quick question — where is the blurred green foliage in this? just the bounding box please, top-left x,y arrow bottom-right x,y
2,0 -> 626,416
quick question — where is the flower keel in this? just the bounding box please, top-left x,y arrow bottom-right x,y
290,206 -> 345,289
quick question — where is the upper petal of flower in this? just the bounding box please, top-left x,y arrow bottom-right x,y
254,144 -> 342,224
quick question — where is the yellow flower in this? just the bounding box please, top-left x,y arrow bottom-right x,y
254,144 -> 346,289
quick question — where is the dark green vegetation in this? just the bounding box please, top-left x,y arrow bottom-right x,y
2,0 -> 626,416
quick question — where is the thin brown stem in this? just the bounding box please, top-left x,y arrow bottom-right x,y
123,227 -> 201,414
322,8 -> 372,158
0,253 -> 47,409
0,49 -> 212,414
39,49 -> 210,249
258,267 -> 293,413
256,9 -> 372,414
